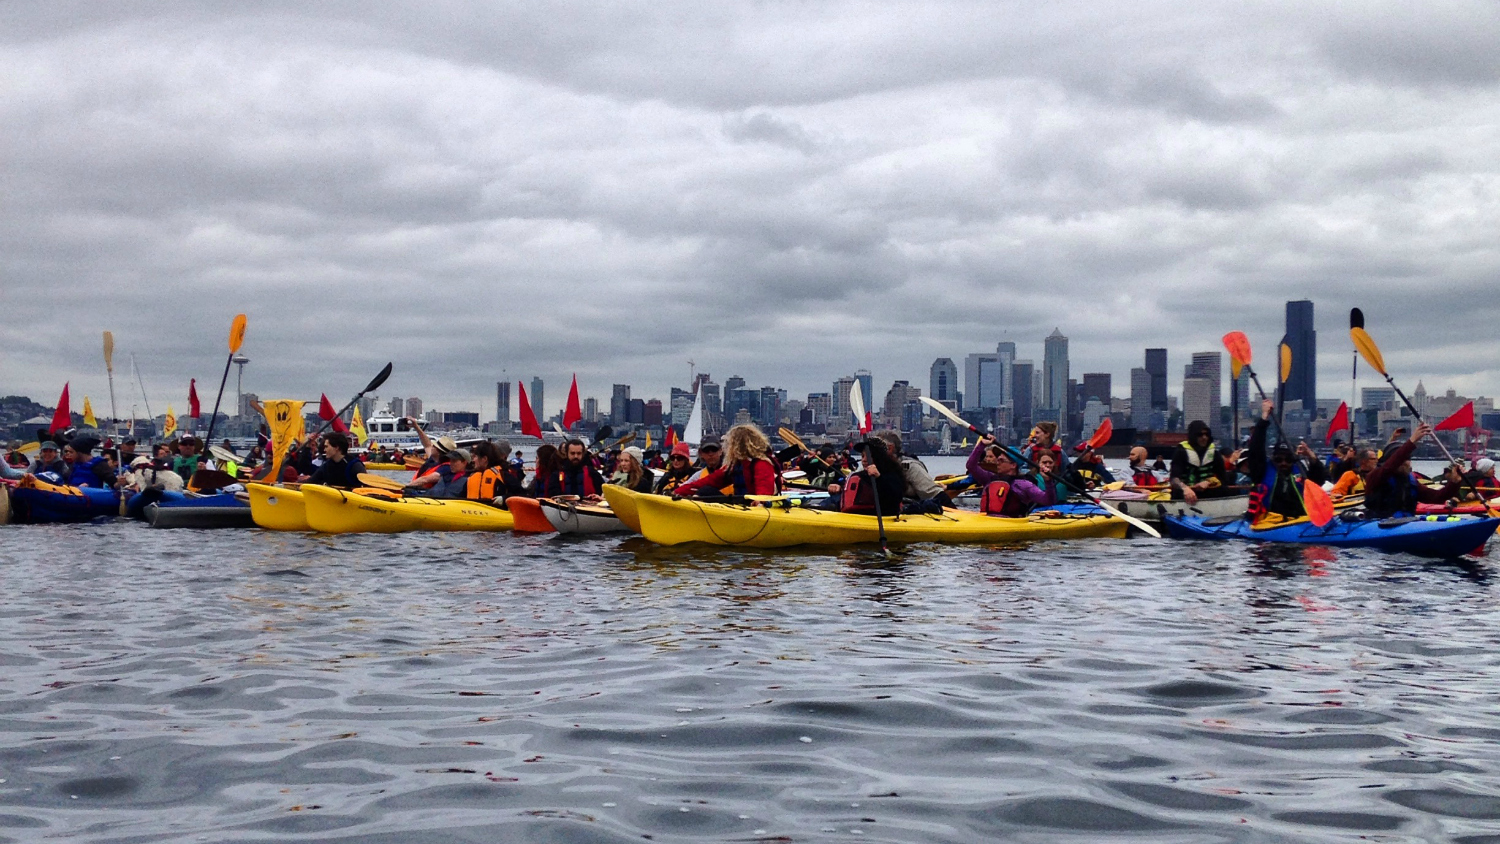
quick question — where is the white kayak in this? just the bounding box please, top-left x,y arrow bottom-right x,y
539,497 -> 631,534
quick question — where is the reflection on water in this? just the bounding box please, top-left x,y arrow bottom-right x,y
0,522 -> 1497,842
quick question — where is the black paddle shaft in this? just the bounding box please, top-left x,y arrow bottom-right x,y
314,363 -> 393,436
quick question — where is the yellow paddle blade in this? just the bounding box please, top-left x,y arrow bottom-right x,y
779,426 -> 807,452
229,313 -> 248,353
357,472 -> 405,491
1230,358 -> 1243,379
1304,478 -> 1334,527
1221,331 -> 1252,366
1350,326 -> 1386,375
102,331 -> 114,371
1278,343 -> 1292,382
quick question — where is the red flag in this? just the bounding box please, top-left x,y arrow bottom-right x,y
1324,401 -> 1349,444
518,382 -> 542,438
188,379 -> 201,419
318,393 -> 348,433
563,375 -> 583,429
665,427 -> 677,448
49,383 -> 71,433
1435,401 -> 1475,432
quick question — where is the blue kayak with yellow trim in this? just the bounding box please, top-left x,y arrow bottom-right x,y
1162,513 -> 1499,558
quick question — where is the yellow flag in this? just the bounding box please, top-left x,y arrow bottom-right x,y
83,397 -> 97,428
164,404 -> 178,437
644,431 -> 652,449
261,399 -> 306,483
350,405 -> 367,446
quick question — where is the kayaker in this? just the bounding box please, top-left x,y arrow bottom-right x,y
683,435 -> 733,494
1026,451 -> 1066,505
832,437 -> 904,515
674,424 -> 779,498
1329,448 -> 1379,501
1462,458 -> 1499,501
454,442 -> 508,503
966,435 -> 1048,517
117,438 -> 138,467
1067,444 -> 1114,490
27,442 -> 66,478
871,430 -> 948,512
171,436 -> 202,482
62,439 -> 107,487
1363,423 -> 1462,519
489,440 -> 527,498
654,443 -> 696,494
1126,447 -> 1159,488
524,445 -> 559,497
303,432 -> 367,489
1245,399 -> 1329,522
1170,420 -> 1230,505
608,446 -> 656,494
408,448 -> 470,495
538,439 -> 606,501
794,445 -> 843,488
4,440 -> 26,467
1021,422 -> 1066,470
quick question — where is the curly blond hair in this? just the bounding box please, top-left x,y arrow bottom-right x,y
722,424 -> 770,464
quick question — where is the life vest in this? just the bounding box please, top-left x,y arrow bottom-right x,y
840,473 -> 877,514
655,468 -> 694,494
1250,466 -> 1305,520
466,467 -> 504,500
1131,467 -> 1158,487
981,480 -> 1027,517
554,465 -> 598,497
1177,441 -> 1219,484
728,459 -> 780,496
1364,473 -> 1421,519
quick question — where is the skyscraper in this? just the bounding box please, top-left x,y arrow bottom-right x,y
929,358 -> 958,407
404,397 -> 423,419
529,377 -> 544,422
854,369 -> 874,413
996,342 -> 1016,406
1129,368 -> 1151,427
1043,329 -> 1069,410
1081,373 -> 1111,406
1011,361 -> 1035,434
964,353 -> 1002,409
832,375 -> 857,427
1184,352 -> 1222,426
610,384 -> 631,424
1183,377 -> 1215,431
1145,348 -> 1168,410
1284,299 -> 1316,406
494,381 -> 510,424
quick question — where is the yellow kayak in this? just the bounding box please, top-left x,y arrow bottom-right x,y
247,484 -> 308,531
604,486 -> 644,533
301,484 -> 515,534
605,486 -> 1128,548
363,462 -> 411,472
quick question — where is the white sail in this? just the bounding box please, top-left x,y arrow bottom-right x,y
682,388 -> 703,446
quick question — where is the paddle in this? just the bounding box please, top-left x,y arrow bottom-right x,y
856,439 -> 892,557
1221,332 -> 1292,448
315,363 -> 394,436
1304,478 -> 1334,527
1276,340 -> 1292,442
357,472 -> 406,491
1083,417 -> 1113,451
200,314 -> 247,457
103,330 -> 118,422
590,425 -> 615,449
1349,308 -> 1463,466
918,397 -> 1162,538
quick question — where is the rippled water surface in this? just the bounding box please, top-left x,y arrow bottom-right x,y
3,520 -> 1500,843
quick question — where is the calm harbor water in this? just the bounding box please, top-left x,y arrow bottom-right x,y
3,512 -> 1499,843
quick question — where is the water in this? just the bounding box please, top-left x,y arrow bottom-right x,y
3,516 -> 1500,842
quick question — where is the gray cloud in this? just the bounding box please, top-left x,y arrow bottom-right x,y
3,1 -> 1499,418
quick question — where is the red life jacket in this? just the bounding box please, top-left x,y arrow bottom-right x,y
840,473 -> 877,514
981,480 -> 1027,517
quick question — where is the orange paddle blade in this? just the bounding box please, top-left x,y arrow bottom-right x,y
1222,331 -> 1252,367
229,313 -> 248,353
1278,343 -> 1292,382
1304,478 -> 1334,527
1086,417 -> 1113,449
1350,326 -> 1386,375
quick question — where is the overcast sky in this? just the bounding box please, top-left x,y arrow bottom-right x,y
3,1 -> 1498,419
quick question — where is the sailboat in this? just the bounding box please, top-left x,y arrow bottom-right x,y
682,388 -> 704,449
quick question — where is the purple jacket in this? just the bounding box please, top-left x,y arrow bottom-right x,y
966,440 -> 1050,508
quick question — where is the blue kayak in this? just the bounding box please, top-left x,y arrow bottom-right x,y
145,492 -> 252,529
8,482 -> 120,523
1163,513 -> 1500,558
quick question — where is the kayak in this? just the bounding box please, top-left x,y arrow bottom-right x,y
1162,513 -> 1500,558
6,476 -> 120,523
145,492 -> 253,529
508,496 -> 557,534
247,484 -> 309,531
607,486 -> 1128,548
604,485 -> 830,533
301,484 -> 515,533
1416,500 -> 1500,517
539,497 -> 630,534
1100,490 -> 1251,522
363,462 -> 410,471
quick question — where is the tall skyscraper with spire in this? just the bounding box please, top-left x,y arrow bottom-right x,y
1042,329 -> 1069,411
1284,300 -> 1316,407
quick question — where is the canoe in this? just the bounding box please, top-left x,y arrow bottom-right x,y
247,484 -> 309,531
146,492 -> 253,529
508,496 -> 556,534
301,484 -> 515,533
7,476 -> 120,524
1162,513 -> 1500,558
539,497 -> 630,534
610,486 -> 1128,548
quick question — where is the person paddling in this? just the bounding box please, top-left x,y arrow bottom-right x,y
832,437 -> 904,515
966,435 -> 1048,517
1245,399 -> 1328,522
674,424 -> 779,498
303,432 -> 366,489
1362,423 -> 1463,519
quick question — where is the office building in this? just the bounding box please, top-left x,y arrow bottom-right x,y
1043,329 -> 1069,411
996,342 -> 1017,406
1011,361 -> 1035,433
1182,377 -> 1216,431
494,381 -> 510,424
855,370 -> 874,413
806,392 -> 831,425
582,397 -> 598,423
386,397 -> 404,416
670,387 -> 695,425
610,384 -> 631,425
929,358 -> 958,408
1183,352 -> 1222,426
964,353 -> 1002,409
528,377 -> 544,422
831,375 -> 857,427
404,397 -> 423,419
643,399 -> 662,427
1284,300 -> 1316,405
1145,348 -> 1168,410
1081,373 -> 1111,407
